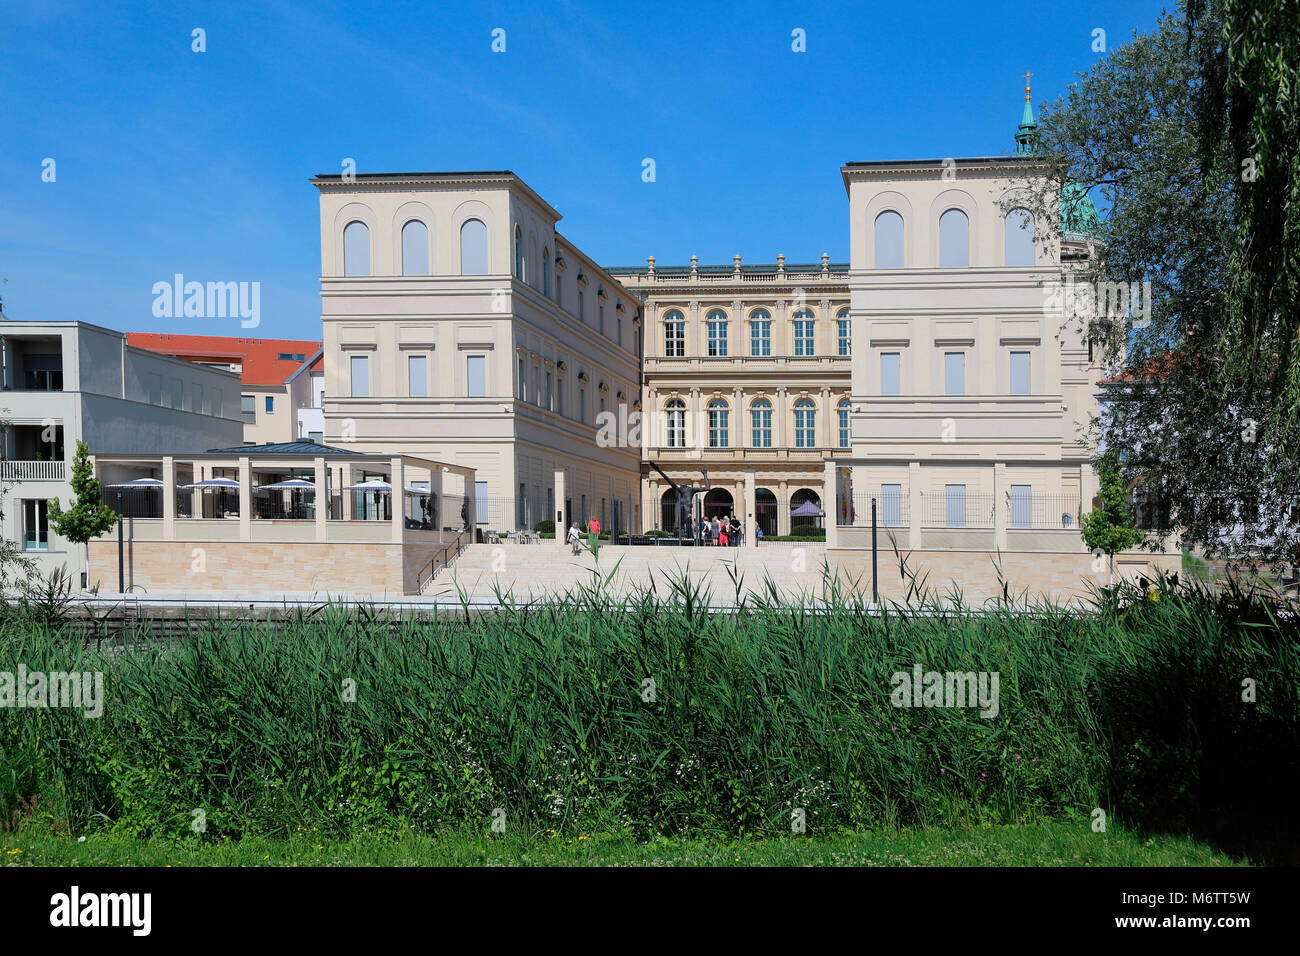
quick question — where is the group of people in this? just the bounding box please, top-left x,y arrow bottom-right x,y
686,514 -> 744,547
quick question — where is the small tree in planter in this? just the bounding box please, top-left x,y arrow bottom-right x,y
47,440 -> 118,588
1080,450 -> 1144,586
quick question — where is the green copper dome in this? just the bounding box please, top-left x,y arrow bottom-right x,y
1015,72 -> 1036,154
1061,181 -> 1103,239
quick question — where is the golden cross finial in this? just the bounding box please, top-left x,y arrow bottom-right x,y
1023,71 -> 1033,100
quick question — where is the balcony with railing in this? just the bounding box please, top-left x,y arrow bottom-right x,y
0,459 -> 66,481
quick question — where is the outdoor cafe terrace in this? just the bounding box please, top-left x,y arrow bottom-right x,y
90,442 -> 476,546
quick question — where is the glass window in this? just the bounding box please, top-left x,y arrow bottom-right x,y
514,227 -> 524,279
475,481 -> 489,523
240,393 -> 256,423
401,220 -> 429,276
343,221 -> 370,276
707,400 -> 729,448
945,484 -> 967,528
793,312 -> 815,356
1010,351 -> 1030,395
881,352 -> 901,396
944,352 -> 965,396
22,499 -> 49,551
460,219 -> 488,275
706,310 -> 727,356
664,312 -> 685,357
1005,208 -> 1035,267
467,355 -> 486,397
939,209 -> 970,268
794,399 -> 816,448
350,355 -> 369,398
666,400 -> 686,448
542,247 -> 551,296
409,354 -> 428,397
874,210 -> 904,269
837,310 -> 851,356
751,399 -> 772,447
264,395 -> 274,414
750,312 -> 771,356
838,400 -> 850,448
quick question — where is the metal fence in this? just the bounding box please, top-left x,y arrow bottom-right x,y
920,491 -> 995,529
839,489 -> 910,528
1007,493 -> 1083,530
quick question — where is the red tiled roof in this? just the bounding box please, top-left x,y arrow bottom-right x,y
127,333 -> 322,388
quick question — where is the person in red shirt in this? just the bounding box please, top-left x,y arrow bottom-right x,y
587,516 -> 600,556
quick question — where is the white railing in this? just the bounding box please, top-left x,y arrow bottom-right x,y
0,460 -> 66,481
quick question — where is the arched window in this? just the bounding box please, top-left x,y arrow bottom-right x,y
706,309 -> 728,356
939,208 -> 970,268
794,399 -> 816,448
874,210 -> 904,269
751,398 -> 772,447
837,399 -> 851,448
460,219 -> 488,275
792,310 -> 815,356
665,399 -> 686,448
401,220 -> 428,276
343,221 -> 370,277
749,310 -> 771,356
1004,208 -> 1035,267
542,246 -> 551,296
514,226 -> 524,280
836,308 -> 851,356
664,310 -> 685,357
707,399 -> 729,448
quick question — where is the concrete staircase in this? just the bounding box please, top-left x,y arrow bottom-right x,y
423,542 -> 839,603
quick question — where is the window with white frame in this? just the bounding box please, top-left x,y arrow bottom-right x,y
408,354 -> 427,397
837,309 -> 851,356
751,399 -> 772,447
794,399 -> 816,447
944,352 -> 965,396
838,399 -> 850,448
706,310 -> 728,356
750,311 -> 771,356
1010,351 -> 1031,395
665,400 -> 686,448
881,352 -> 901,395
793,312 -> 815,356
707,399 -> 729,448
350,355 -> 369,398
664,311 -> 685,357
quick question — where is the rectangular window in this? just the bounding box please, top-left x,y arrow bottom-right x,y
264,395 -> 274,414
599,305 -> 605,335
707,319 -> 727,356
794,320 -> 815,356
579,387 -> 586,424
545,372 -> 552,410
467,355 -> 486,397
838,403 -> 850,448
751,405 -> 772,447
308,431 -> 324,444
22,499 -> 49,551
708,405 -> 729,448
617,317 -> 623,347
751,320 -> 771,356
881,352 -> 901,396
837,317 -> 851,356
944,352 -> 965,396
945,484 -> 966,528
1010,351 -> 1030,395
409,354 -> 428,397
519,483 -> 527,528
881,484 -> 903,527
1010,484 -> 1032,529
475,481 -> 489,523
665,321 -> 685,357
240,394 -> 256,423
350,355 -> 369,398
557,377 -> 565,416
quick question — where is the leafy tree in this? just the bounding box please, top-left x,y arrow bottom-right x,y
1014,2 -> 1300,565
47,440 -> 118,548
1081,451 -> 1145,583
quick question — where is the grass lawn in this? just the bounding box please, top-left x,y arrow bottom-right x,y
2,822 -> 1247,867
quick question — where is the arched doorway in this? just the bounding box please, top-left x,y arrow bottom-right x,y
755,489 -> 778,538
702,488 -> 734,520
660,488 -> 681,533
790,488 -> 823,530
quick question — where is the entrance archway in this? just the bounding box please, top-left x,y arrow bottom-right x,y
790,488 -> 823,530
702,488 -> 734,520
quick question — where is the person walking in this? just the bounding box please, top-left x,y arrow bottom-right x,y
587,515 -> 601,558
567,520 -> 582,555
729,515 -> 741,547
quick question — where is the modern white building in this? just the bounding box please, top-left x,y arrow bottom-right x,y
0,321 -> 243,585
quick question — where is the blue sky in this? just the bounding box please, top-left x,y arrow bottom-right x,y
1,0 -> 1171,341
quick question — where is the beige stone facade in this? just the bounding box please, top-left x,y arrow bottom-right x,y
608,256 -> 850,536
311,171 -> 642,534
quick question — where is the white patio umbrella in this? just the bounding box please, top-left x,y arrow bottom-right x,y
260,478 -> 316,491
182,478 -> 241,490
343,479 -> 392,492
105,477 -> 164,488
